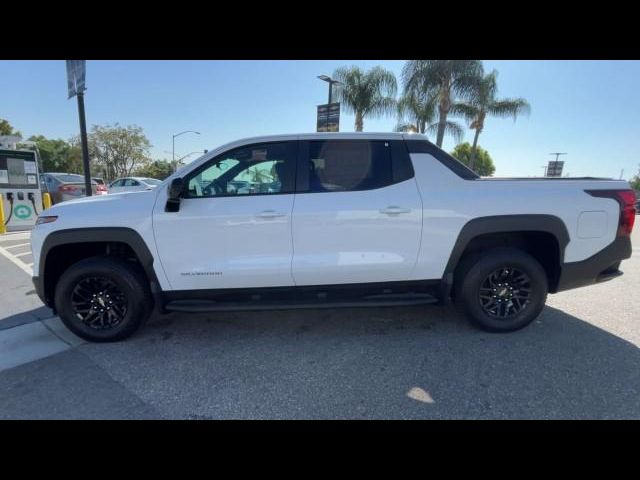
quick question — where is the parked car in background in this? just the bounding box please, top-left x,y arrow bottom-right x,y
108,177 -> 163,194
40,173 -> 98,205
92,177 -> 109,195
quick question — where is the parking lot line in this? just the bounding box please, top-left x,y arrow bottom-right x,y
4,243 -> 30,249
0,232 -> 30,241
0,244 -> 33,275
14,251 -> 32,258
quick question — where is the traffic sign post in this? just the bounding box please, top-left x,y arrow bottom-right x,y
66,60 -> 92,197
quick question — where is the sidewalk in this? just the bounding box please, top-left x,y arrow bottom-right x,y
0,231 -> 79,372
0,233 -> 161,418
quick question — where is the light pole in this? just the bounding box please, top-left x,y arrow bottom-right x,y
549,152 -> 567,163
172,130 -> 200,172
317,75 -> 342,105
176,151 -> 205,163
317,75 -> 343,132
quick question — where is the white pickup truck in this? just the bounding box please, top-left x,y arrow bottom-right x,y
30,133 -> 636,342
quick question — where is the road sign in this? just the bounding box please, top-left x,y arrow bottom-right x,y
317,103 -> 340,132
66,60 -> 86,99
546,160 -> 565,177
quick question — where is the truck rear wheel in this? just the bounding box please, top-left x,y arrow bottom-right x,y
54,256 -> 154,342
455,248 -> 548,332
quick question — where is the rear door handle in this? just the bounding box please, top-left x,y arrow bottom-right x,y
379,206 -> 411,215
257,210 -> 287,218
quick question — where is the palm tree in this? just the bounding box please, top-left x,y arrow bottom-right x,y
401,60 -> 483,147
453,70 -> 530,170
332,66 -> 397,132
394,90 -> 464,143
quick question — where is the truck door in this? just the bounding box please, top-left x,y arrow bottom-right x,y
291,139 -> 423,285
152,141 -> 298,290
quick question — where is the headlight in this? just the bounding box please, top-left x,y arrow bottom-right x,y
35,216 -> 58,225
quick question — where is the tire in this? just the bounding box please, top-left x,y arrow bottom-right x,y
54,256 -> 154,342
455,248 -> 548,332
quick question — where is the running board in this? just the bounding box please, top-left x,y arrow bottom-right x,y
164,293 -> 438,313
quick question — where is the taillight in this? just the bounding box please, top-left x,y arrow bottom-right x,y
618,190 -> 637,236
97,184 -> 107,192
59,185 -> 77,192
586,189 -> 637,236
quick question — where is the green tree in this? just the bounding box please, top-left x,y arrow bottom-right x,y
402,60 -> 483,147
133,160 -> 174,180
630,165 -> 640,192
87,124 -> 152,180
0,118 -> 21,137
394,90 -> 463,141
453,70 -> 530,171
332,65 -> 397,132
26,135 -> 83,173
451,142 -> 496,177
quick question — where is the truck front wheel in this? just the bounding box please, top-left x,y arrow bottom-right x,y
54,256 -> 154,342
455,248 -> 548,332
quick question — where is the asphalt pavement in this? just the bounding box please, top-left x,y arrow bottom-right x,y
1,228 -> 639,419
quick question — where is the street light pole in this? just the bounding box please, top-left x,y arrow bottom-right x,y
549,152 -> 567,163
172,130 -> 200,173
318,74 -> 341,105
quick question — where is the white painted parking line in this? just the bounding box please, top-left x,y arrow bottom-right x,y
4,243 -> 30,249
14,251 -> 32,258
0,236 -> 30,244
0,231 -> 30,240
0,244 -> 33,275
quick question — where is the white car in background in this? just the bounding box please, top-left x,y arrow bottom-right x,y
108,177 -> 163,194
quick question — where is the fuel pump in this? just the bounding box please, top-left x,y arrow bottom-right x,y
0,136 -> 43,232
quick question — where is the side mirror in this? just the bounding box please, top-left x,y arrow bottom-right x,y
165,177 -> 184,212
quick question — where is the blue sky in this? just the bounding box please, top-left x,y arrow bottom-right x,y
1,60 -> 639,178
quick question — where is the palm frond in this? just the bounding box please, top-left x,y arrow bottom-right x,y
444,120 -> 465,143
332,65 -> 398,125
396,90 -> 438,132
426,120 -> 464,143
489,98 -> 531,120
449,102 -> 478,122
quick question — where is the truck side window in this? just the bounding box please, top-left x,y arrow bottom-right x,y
305,140 -> 392,193
186,142 -> 296,198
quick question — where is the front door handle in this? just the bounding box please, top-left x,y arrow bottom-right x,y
379,206 -> 411,215
257,210 -> 287,218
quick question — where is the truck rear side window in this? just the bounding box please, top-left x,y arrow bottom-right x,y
303,140 -> 392,193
